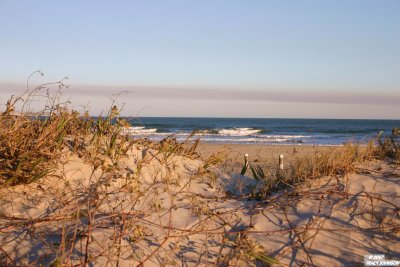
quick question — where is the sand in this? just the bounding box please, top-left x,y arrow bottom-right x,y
0,143 -> 399,266
197,143 -> 334,174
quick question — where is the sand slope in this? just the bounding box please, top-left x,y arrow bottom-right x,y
0,146 -> 399,266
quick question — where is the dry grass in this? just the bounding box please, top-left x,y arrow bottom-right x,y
0,111 -> 67,185
376,128 -> 400,163
0,94 -> 130,186
237,136 -> 399,199
0,76 -> 77,185
232,143 -> 369,198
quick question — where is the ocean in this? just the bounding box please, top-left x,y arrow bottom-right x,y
120,117 -> 400,145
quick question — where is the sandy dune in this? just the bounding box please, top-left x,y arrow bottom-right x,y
0,145 -> 399,266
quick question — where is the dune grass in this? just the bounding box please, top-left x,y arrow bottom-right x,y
235,130 -> 399,199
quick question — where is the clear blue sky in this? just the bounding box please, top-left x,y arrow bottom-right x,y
0,1 -> 399,118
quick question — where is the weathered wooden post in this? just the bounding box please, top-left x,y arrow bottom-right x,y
142,148 -> 147,160
241,153 -> 249,175
279,154 -> 284,170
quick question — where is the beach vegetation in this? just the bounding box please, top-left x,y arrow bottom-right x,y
376,128 -> 400,163
244,141 -> 386,198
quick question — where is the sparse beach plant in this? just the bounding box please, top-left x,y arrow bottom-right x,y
243,142 -> 376,198
376,128 -> 400,162
0,75 -> 73,185
222,232 -> 279,266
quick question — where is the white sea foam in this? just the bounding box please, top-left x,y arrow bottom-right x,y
121,126 -> 158,134
121,126 -> 313,144
217,128 -> 262,136
128,134 -> 307,144
197,137 -> 299,143
257,134 -> 311,139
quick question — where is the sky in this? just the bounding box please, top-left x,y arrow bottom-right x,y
0,0 -> 399,119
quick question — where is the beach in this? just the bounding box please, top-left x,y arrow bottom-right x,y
197,143 -> 334,174
0,110 -> 399,266
2,1 -> 400,265
2,136 -> 398,266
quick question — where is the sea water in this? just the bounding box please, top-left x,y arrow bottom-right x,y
120,117 -> 400,145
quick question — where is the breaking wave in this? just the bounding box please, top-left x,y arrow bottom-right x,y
216,127 -> 261,136
121,126 -> 310,144
121,126 -> 158,135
